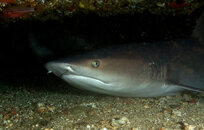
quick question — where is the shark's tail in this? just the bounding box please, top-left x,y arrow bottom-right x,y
192,10 -> 204,44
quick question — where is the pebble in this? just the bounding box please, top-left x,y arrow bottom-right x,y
111,117 -> 130,127
48,106 -> 55,112
144,105 -> 150,109
82,103 -> 97,108
37,102 -> 44,108
100,127 -> 108,130
86,125 -> 91,129
156,2 -> 166,7
172,110 -> 182,117
183,123 -> 196,130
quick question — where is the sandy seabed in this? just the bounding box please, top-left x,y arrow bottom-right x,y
0,79 -> 204,130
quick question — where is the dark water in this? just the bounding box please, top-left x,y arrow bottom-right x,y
0,11 -> 203,86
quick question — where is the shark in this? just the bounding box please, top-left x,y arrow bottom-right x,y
45,11 -> 204,97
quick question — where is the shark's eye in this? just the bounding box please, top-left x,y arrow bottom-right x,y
92,60 -> 100,68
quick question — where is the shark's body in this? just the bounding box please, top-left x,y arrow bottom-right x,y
45,11 -> 204,97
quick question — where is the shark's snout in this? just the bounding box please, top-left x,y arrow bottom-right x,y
45,61 -> 68,77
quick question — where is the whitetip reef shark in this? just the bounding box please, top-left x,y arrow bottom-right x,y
45,11 -> 204,97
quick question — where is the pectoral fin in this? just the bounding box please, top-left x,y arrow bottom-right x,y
175,83 -> 204,93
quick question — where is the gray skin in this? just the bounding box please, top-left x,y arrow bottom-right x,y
45,11 -> 204,97
45,41 -> 204,97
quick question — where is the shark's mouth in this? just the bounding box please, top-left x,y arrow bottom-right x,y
46,63 -> 112,92
61,73 -> 111,86
60,65 -> 111,86
61,73 -> 114,94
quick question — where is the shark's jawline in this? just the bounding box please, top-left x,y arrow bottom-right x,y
62,74 -> 111,86
61,74 -> 115,95
63,65 -> 111,86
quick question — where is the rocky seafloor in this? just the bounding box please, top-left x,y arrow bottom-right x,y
0,79 -> 204,129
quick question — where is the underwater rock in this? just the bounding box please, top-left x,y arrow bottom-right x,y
0,0 -> 204,21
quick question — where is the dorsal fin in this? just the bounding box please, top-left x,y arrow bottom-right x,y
192,10 -> 204,44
